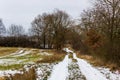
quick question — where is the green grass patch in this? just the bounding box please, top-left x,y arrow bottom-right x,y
0,64 -> 24,70
69,53 -> 73,59
0,48 -> 66,71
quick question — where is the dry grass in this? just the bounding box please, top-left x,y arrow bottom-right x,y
36,50 -> 66,63
76,52 -> 120,71
11,68 -> 36,80
0,47 -> 19,56
0,68 -> 36,80
0,77 -> 6,80
0,47 -> 66,70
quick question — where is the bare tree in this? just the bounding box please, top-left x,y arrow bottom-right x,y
80,0 -> 120,65
31,13 -> 48,48
0,19 -> 6,36
31,10 -> 71,49
51,10 -> 71,49
8,24 -> 25,37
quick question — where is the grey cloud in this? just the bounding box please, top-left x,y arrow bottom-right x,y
0,0 -> 91,30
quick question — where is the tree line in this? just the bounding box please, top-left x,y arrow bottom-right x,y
79,0 -> 120,66
0,0 -> 120,66
0,10 -> 73,49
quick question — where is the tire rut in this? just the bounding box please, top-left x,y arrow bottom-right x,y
66,54 -> 86,80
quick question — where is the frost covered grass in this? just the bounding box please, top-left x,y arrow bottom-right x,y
0,47 -> 66,71
0,65 -> 36,80
0,47 -> 66,79
0,48 -> 62,79
97,67 -> 120,80
36,63 -> 55,80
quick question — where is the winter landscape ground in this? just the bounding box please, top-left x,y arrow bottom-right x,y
0,47 -> 120,80
0,0 -> 120,80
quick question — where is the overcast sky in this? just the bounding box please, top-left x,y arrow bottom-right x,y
0,0 -> 91,30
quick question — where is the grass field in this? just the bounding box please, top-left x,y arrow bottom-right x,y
0,47 -> 66,70
0,47 -> 19,56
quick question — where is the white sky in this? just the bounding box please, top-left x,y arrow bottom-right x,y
0,0 -> 91,30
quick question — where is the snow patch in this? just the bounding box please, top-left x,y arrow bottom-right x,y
36,63 -> 55,80
64,48 -> 108,80
97,67 -> 120,80
0,64 -> 33,77
48,55 -> 70,80
63,48 -> 73,53
0,70 -> 23,77
0,49 -> 24,58
14,50 -> 31,57
73,53 -> 108,80
11,49 -> 25,56
40,52 -> 52,56
0,59 -> 24,65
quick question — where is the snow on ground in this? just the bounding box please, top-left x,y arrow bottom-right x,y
39,52 -> 53,56
0,48 -> 120,80
66,59 -> 86,80
73,53 -> 108,80
97,67 -> 120,80
0,48 -> 55,79
0,48 -> 54,67
0,64 -> 35,77
0,70 -> 23,77
0,49 -> 33,65
63,48 -> 73,53
48,55 -> 70,80
64,48 -> 120,80
10,49 -> 25,56
36,63 -> 55,80
0,59 -> 24,65
13,50 -> 31,57
64,48 -> 108,80
0,49 -> 24,58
